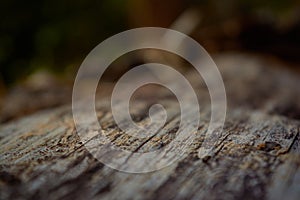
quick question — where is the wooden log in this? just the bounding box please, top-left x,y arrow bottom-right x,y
0,54 -> 299,200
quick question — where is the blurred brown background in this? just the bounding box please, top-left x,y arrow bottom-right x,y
0,0 -> 300,122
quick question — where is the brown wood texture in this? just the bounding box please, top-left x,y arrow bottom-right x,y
0,54 -> 300,200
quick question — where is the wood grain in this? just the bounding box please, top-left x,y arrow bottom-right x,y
0,54 -> 300,200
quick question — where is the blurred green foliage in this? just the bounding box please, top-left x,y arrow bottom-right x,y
0,0 -> 299,86
0,0 -> 127,85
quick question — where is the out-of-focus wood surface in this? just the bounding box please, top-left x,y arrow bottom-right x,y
0,54 -> 299,200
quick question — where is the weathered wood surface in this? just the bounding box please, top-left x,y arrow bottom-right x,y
0,54 -> 300,200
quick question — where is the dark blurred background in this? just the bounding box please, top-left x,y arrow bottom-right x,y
0,0 -> 300,122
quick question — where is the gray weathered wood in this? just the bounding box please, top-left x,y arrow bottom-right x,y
0,54 -> 299,200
